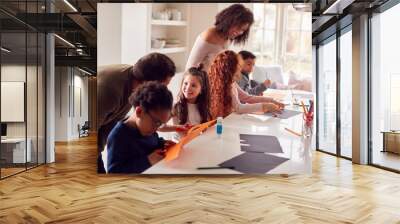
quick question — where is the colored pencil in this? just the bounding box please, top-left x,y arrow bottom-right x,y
284,127 -> 302,137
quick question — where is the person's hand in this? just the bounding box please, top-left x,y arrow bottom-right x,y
262,103 -> 283,114
271,99 -> 285,110
163,140 -> 176,149
148,149 -> 165,165
185,123 -> 194,129
263,79 -> 272,88
175,124 -> 193,135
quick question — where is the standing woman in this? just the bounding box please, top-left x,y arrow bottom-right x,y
185,4 -> 254,72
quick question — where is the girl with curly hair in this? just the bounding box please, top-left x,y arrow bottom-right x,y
208,50 -> 284,119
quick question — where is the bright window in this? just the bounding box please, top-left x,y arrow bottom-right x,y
317,38 -> 337,155
371,3 -> 400,171
340,29 -> 352,158
249,4 -> 312,78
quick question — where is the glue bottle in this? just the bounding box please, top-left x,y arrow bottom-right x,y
216,117 -> 223,137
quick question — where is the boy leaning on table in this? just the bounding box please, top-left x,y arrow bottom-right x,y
106,82 -> 175,173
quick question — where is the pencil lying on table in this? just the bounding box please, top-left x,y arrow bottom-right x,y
197,166 -> 235,170
300,101 -> 308,114
284,127 -> 302,137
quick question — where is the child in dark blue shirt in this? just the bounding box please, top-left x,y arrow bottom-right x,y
106,82 -> 175,173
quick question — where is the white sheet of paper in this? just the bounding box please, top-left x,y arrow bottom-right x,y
246,114 -> 271,122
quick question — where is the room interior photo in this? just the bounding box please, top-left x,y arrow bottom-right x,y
97,3 -> 314,175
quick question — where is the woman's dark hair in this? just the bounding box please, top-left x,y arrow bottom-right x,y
238,50 -> 256,60
129,81 -> 173,112
131,53 -> 176,82
173,64 -> 211,124
214,4 -> 254,45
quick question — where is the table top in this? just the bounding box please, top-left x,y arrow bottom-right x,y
381,131 -> 400,134
263,89 -> 314,106
144,108 -> 313,174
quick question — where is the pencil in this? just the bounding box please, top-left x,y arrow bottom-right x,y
197,166 -> 235,170
284,127 -> 302,137
300,101 -> 308,114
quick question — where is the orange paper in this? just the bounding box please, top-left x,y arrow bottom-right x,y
164,119 -> 217,161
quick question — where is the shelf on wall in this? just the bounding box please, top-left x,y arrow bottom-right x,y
151,20 -> 187,26
150,47 -> 187,54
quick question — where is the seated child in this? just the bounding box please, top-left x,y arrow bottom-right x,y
237,50 -> 272,96
172,64 -> 211,139
106,82 -> 175,173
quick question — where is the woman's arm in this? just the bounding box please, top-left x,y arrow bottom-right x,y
235,83 -> 285,108
235,83 -> 273,103
231,84 -> 264,114
157,124 -> 178,132
157,116 -> 190,132
248,80 -> 268,96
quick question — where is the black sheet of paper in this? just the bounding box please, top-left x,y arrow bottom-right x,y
239,134 -> 283,153
265,109 -> 301,119
218,152 -> 289,174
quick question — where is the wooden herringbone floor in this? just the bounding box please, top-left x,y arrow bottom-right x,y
1,135 -> 400,224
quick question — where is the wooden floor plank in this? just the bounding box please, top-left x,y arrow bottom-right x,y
0,135 -> 399,223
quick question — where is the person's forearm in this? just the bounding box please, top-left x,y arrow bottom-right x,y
234,102 -> 264,114
248,86 -> 258,95
242,94 -> 273,104
249,83 -> 267,96
157,124 -> 178,132
236,83 -> 272,104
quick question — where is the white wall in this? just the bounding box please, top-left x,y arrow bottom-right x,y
188,4 -> 218,52
1,65 -> 26,144
54,67 -> 89,141
54,67 -> 69,141
72,74 -> 89,138
121,3 -> 150,64
79,75 -> 89,124
1,64 -> 26,81
55,67 -> 69,141
97,3 -> 122,66
1,65 -> 33,137
1,63 -> 46,163
98,3 -> 151,66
